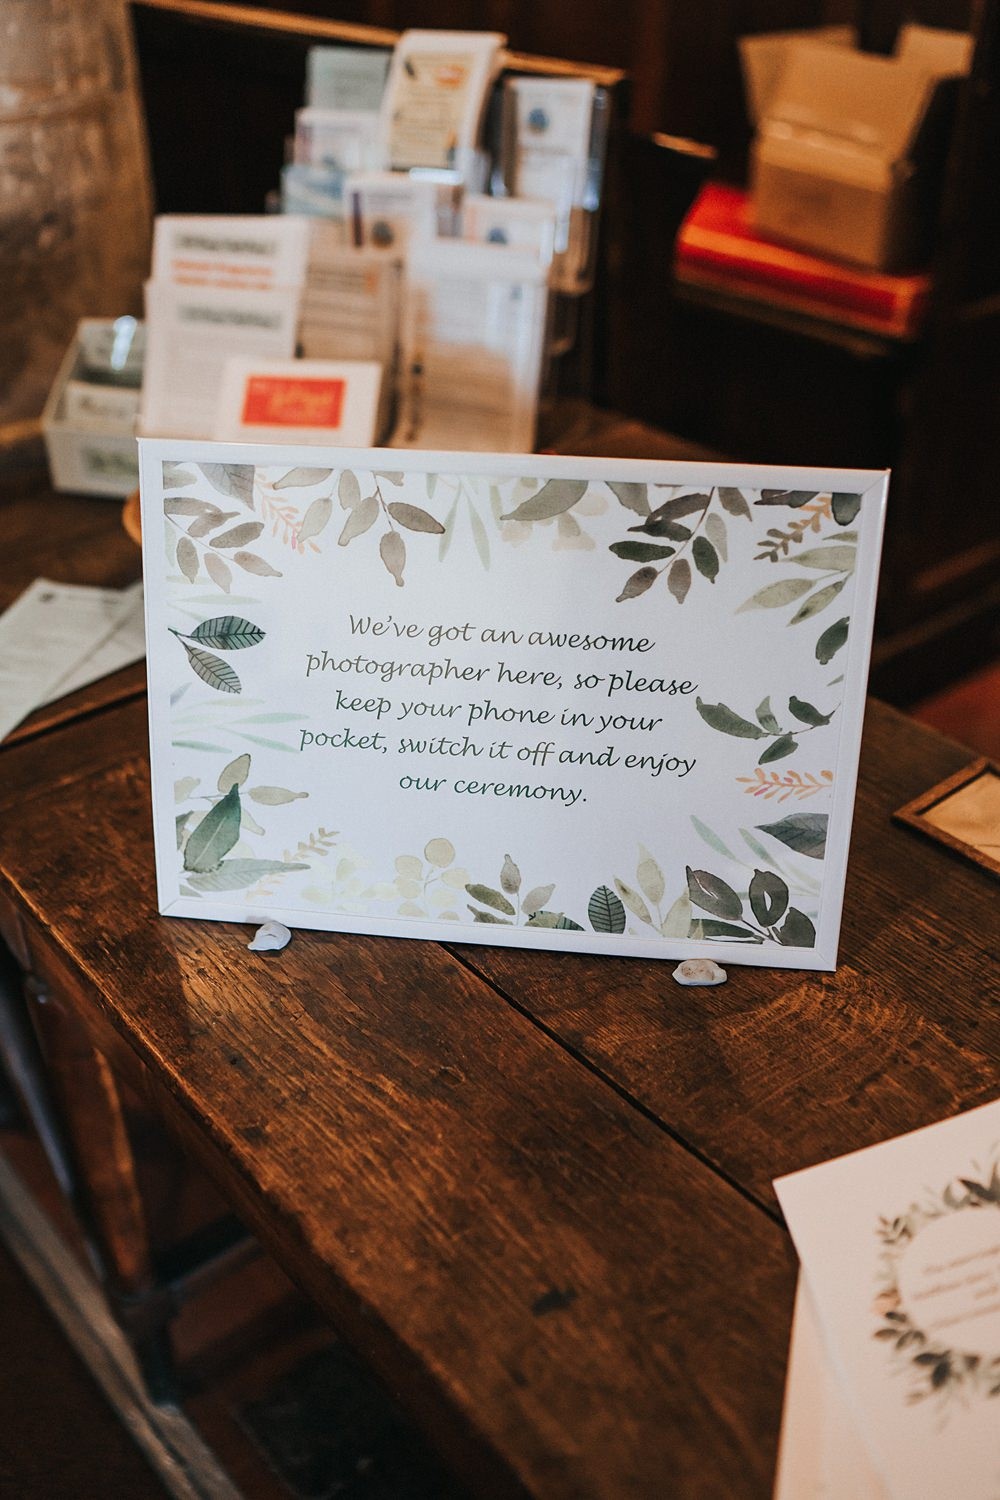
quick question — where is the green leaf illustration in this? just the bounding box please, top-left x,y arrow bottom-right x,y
757,813 -> 828,859
692,536 -> 719,582
296,496 -> 333,544
189,616 -> 265,650
183,783 -> 242,872
718,486 -> 752,518
163,462 -> 196,490
175,812 -> 192,848
749,869 -> 789,927
705,512 -> 728,561
387,502 -> 445,534
554,915 -> 585,931
188,508 -> 238,538
636,845 -> 665,906
338,493 -> 378,545
274,467 -> 332,490
816,616 -> 849,664
667,558 -> 691,603
793,545 -> 856,572
522,883 -> 555,915
501,478 -> 588,523
338,470 -> 362,509
199,464 -> 255,507
691,817 -> 737,862
758,734 -> 797,764
588,886 -> 626,933
465,883 -> 516,916
737,578 -> 813,612
686,867 -> 743,921
376,471 -> 404,485
186,859 -> 309,891
233,551 -> 282,578
690,918 -> 764,943
210,522 -> 264,551
500,854 -> 521,894
832,492 -> 862,525
248,786 -> 309,805
756,490 -> 817,508
790,578 -> 847,623
217,753 -> 251,792
614,878 -> 652,926
629,516 -> 692,541
468,907 -> 512,924
425,838 -> 455,868
165,497 -> 218,518
607,481 -> 649,516
609,540 -> 675,562
176,535 -> 199,582
469,504 -> 490,569
775,907 -> 817,947
616,566 -> 658,602
380,529 -> 406,586
526,910 -> 561,928
788,696 -> 832,727
696,698 -> 765,738
645,492 -> 711,523
756,697 -> 782,734
662,892 -> 692,938
180,640 -> 241,694
204,554 -> 232,593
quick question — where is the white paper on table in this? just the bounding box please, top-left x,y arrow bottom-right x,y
0,580 -> 140,740
379,29 -> 505,174
504,77 -> 597,287
213,357 -> 383,447
775,1275 -> 890,1500
140,282 -> 300,440
62,380 -> 141,432
394,239 -> 547,451
775,1098 -> 1000,1500
299,232 -> 401,368
150,215 -> 312,292
41,582 -> 145,704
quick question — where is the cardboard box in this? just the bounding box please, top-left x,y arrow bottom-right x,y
43,320 -> 143,497
741,26 -> 970,271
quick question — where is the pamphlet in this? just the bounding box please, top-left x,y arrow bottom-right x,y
150,214 -> 312,292
380,29 -> 505,175
775,1098 -> 1000,1499
394,239 -> 547,451
294,107 -> 382,173
140,282 -> 299,438
213,357 -> 383,447
461,193 -> 557,265
305,44 -> 391,112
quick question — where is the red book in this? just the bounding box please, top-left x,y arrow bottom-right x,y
675,183 -> 930,339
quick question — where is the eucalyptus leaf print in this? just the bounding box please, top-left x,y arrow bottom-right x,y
176,754 -> 314,899
170,615 -> 265,693
609,487 -> 752,606
686,864 -> 816,948
696,694 -> 837,765
501,478 -> 588,523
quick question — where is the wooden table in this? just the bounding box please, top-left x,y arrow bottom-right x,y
2,453 -> 998,1499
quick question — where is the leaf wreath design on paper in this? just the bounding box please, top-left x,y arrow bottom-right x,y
685,865 -> 816,947
175,753 -> 313,896
872,1157 -> 1000,1406
695,692 -> 837,765
600,484 -> 753,605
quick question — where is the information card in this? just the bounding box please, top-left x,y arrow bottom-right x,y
139,445 -> 886,968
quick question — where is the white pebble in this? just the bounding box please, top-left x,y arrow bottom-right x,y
247,920 -> 291,952
672,958 -> 727,986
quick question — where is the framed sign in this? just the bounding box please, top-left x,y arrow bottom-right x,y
138,442 -> 888,970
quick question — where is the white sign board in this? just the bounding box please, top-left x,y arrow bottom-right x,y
138,443 -> 887,970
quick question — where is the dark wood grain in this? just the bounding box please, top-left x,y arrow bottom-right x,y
450,700 -> 1000,1209
0,713 -> 792,1499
